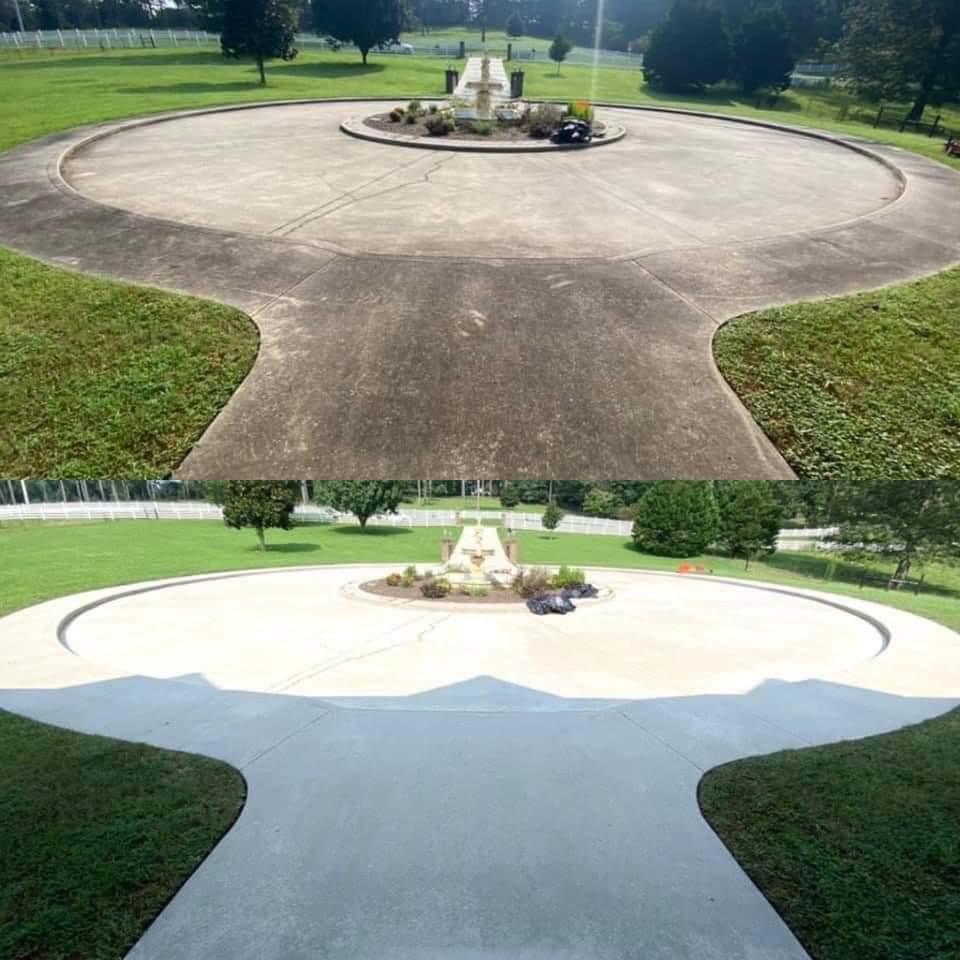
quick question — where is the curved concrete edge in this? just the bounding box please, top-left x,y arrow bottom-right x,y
2,562 -> 954,706
3,99 -> 959,477
2,565 -> 957,960
339,115 -> 627,152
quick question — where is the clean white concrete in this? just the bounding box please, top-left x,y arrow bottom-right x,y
1,566 -> 958,960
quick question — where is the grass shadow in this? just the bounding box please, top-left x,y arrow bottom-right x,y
330,526 -> 413,538
260,542 -> 322,554
118,81 -> 265,94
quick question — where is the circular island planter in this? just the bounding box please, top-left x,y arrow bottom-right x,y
341,114 -> 627,153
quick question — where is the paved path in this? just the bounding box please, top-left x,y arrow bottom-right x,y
2,102 -> 959,476
2,566 -> 958,960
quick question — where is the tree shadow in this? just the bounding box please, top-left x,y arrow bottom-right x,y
117,81 -> 265,94
259,543 -> 322,554
330,526 -> 413,538
5,51 -> 230,71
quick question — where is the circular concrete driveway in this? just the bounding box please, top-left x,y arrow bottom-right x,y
1,566 -> 959,960
63,567 -> 884,706
3,102 -> 959,476
63,103 -> 900,260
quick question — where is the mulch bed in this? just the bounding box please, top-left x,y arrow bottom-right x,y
359,578 -> 524,603
364,112 -> 541,143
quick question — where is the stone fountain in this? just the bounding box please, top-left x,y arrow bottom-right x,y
453,54 -> 511,120
442,515 -> 518,587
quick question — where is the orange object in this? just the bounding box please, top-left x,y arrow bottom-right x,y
677,563 -> 691,574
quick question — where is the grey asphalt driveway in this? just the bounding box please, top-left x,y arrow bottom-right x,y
1,566 -> 958,960
1,102 -> 959,476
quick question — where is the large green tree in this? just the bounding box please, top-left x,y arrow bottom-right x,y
716,481 -> 785,569
643,0 -> 733,91
312,0 -> 404,64
316,480 -> 404,527
221,0 -> 298,85
582,487 -> 620,518
842,0 -> 960,120
829,481 -> 960,582
733,8 -> 796,93
631,481 -> 719,557
221,481 -> 297,550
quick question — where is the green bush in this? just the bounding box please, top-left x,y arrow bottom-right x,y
420,577 -> 452,599
385,572 -> 402,587
425,112 -> 455,136
389,106 -> 405,122
566,100 -> 595,123
631,481 -> 719,557
583,487 -> 620,518
473,120 -> 494,136
511,567 -> 552,598
542,503 -> 564,533
407,99 -> 423,115
551,565 -> 585,589
500,483 -> 520,507
404,111 -> 418,124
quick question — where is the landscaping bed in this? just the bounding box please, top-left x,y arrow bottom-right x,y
359,577 -> 522,603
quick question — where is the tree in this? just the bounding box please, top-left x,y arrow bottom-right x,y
643,0 -> 733,91
828,481 -> 960,582
313,0 -> 404,64
221,0 -> 298,85
316,480 -> 404,527
582,487 -> 620,518
221,481 -> 297,550
842,0 -> 960,121
716,481 -> 784,569
500,482 -> 521,508
549,31 -> 572,74
542,502 -> 564,534
733,8 -> 795,93
631,481 -> 719,557
506,10 -> 523,36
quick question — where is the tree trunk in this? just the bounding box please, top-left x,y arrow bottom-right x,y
891,554 -> 912,587
908,25 -> 953,120
361,46 -> 368,65
257,55 -> 266,85
358,514 -> 368,528
256,525 -> 266,550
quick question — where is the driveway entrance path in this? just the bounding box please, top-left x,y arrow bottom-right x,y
1,566 -> 958,960
2,102 -> 959,476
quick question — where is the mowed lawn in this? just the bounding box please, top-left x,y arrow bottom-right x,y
1,519 -> 959,960
714,266 -> 960,478
1,46 -> 959,475
0,248 -> 258,476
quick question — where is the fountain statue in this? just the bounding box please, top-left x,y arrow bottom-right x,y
454,54 -> 510,120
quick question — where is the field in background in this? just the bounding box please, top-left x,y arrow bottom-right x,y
1,47 -> 957,166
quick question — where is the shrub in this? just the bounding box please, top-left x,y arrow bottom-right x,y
428,103 -> 439,114
542,503 -> 564,533
631,481 -> 719,557
404,111 -> 418,124
473,120 -> 494,136
389,106 -> 405,122
403,564 -> 420,581
643,1 -> 732,91
420,577 -> 452,599
512,567 -> 552,598
407,99 -> 423,115
469,586 -> 489,598
425,112 -> 455,136
566,100 -> 594,123
583,487 -> 620,518
551,565 -> 585,589
385,572 -> 402,587
500,483 -> 520,508
526,103 -> 562,139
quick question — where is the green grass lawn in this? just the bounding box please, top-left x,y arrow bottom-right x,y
699,710 -> 960,960
0,709 -> 245,960
2,46 -> 959,477
0,247 -> 258,477
714,267 -> 960,479
1,519 -> 958,960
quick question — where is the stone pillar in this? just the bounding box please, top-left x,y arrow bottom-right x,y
441,538 -> 454,563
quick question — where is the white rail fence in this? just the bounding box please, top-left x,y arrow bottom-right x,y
0,501 -> 835,547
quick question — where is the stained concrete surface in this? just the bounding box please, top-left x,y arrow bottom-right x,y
2,102 -> 959,475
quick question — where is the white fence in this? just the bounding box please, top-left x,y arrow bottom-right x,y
0,501 -> 834,547
0,28 -> 216,50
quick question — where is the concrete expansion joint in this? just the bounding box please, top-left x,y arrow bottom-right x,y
616,708 -> 706,773
240,709 -> 331,771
